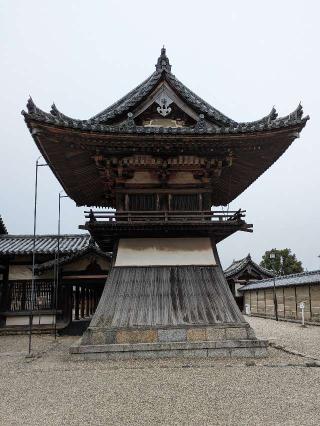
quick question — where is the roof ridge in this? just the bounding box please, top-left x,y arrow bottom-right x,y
239,269 -> 320,291
249,269 -> 320,284
0,233 -> 89,238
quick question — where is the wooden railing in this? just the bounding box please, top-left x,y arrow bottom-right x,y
84,209 -> 246,224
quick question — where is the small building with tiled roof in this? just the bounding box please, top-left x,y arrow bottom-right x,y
224,254 -> 274,309
239,270 -> 320,323
0,233 -> 112,330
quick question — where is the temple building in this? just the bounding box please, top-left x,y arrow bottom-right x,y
21,48 -> 308,358
0,227 -> 111,329
224,254 -> 275,309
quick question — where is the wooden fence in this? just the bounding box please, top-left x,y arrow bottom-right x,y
244,285 -> 320,322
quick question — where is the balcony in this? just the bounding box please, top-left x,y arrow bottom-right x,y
85,209 -> 246,224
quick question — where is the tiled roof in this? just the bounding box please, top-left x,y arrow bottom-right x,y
224,254 -> 274,279
35,244 -> 111,272
22,48 -> 309,135
0,216 -> 7,235
238,270 -> 320,291
0,234 -> 91,255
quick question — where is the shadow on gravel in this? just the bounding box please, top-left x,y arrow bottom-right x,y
59,319 -> 90,336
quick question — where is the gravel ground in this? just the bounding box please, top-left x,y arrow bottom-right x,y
0,318 -> 320,425
246,315 -> 320,360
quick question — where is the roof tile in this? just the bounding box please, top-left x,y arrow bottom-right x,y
239,270 -> 320,291
0,234 -> 91,255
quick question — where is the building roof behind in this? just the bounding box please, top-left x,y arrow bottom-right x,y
224,254 -> 274,279
0,216 -> 8,235
0,234 -> 91,255
239,270 -> 320,291
35,243 -> 111,272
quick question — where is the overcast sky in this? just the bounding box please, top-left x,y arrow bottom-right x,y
1,0 -> 319,270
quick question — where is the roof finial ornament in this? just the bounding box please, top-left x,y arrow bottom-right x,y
155,46 -> 172,73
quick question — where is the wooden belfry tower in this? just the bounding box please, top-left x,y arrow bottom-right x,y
23,48 -> 308,358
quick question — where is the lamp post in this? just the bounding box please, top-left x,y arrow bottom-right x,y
269,252 -> 278,321
28,156 -> 48,355
269,252 -> 284,322
53,191 -> 68,340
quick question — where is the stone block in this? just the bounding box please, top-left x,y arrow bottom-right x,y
105,330 -> 116,344
187,328 -> 206,342
230,348 -> 255,358
180,349 -> 208,358
215,340 -> 240,349
116,329 -> 157,344
207,348 -> 230,358
206,327 -> 226,341
158,329 -> 187,342
253,348 -> 268,358
81,329 -> 106,345
226,327 -> 248,340
246,327 -> 256,339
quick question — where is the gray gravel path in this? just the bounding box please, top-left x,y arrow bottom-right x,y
0,318 -> 320,425
246,315 -> 320,359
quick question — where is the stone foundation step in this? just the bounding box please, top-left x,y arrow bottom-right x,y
70,338 -> 268,360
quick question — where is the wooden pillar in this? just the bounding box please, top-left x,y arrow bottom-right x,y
309,285 -> 312,320
85,286 -> 90,317
125,194 -> 129,211
74,285 -> 80,320
0,264 -> 9,312
198,193 -> 202,211
80,285 -> 85,319
88,288 -> 92,316
90,289 -> 94,315
94,290 -> 98,312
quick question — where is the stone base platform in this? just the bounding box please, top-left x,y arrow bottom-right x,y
70,339 -> 268,360
70,324 -> 268,360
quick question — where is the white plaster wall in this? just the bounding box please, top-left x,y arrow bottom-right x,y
169,171 -> 198,184
63,255 -> 110,272
115,238 -> 216,267
235,283 -> 242,297
9,265 -> 32,280
6,315 -> 55,326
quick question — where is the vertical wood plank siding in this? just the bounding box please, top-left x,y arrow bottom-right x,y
90,265 -> 245,328
246,284 -> 320,322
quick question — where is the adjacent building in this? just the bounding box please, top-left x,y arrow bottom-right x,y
239,270 -> 320,322
0,228 -> 111,330
224,254 -> 274,309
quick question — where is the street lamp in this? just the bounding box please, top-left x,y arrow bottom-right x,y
53,191 -> 69,340
29,156 -> 48,355
269,252 -> 281,322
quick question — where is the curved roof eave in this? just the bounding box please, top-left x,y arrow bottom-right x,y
22,49 -> 310,132
224,254 -> 275,278
22,96 -> 309,136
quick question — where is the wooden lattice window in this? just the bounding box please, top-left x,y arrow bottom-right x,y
129,194 -> 157,211
171,194 -> 199,211
7,280 -> 54,312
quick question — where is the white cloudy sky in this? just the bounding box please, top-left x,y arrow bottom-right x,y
1,0 -> 319,269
